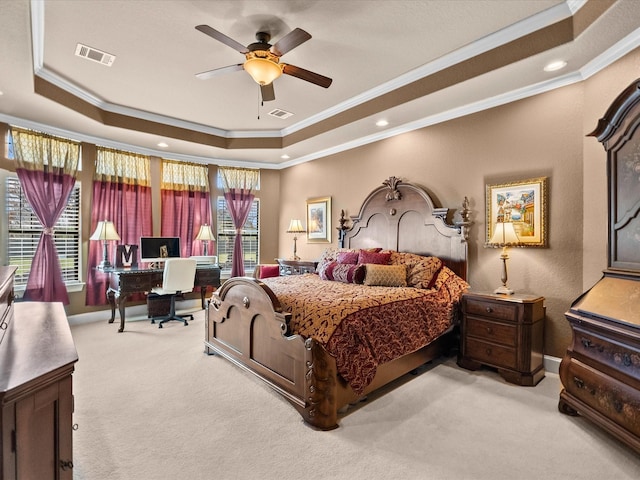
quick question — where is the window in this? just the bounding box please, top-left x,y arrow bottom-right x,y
5,177 -> 81,287
216,196 -> 259,276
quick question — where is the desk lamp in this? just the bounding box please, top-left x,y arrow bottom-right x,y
90,220 -> 120,269
195,224 -> 215,256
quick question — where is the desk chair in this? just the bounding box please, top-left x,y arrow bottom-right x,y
150,258 -> 197,328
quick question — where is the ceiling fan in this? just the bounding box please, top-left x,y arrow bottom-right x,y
195,25 -> 333,102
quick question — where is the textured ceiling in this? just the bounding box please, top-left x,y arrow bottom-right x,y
1,0 -> 640,168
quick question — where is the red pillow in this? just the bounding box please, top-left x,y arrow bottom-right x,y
257,264 -> 280,279
337,251 -> 359,264
358,250 -> 391,265
319,261 -> 365,284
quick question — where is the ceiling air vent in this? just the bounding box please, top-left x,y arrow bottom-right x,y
75,43 -> 115,66
268,109 -> 294,119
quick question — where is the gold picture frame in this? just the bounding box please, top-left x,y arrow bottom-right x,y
306,196 -> 331,243
486,177 -> 548,247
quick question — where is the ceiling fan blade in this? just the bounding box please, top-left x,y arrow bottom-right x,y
195,64 -> 244,80
261,83 -> 275,102
271,28 -> 311,57
195,25 -> 249,54
282,64 -> 332,88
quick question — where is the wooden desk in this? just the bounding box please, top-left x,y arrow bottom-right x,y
101,265 -> 221,332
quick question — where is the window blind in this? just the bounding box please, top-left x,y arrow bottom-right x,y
216,196 -> 259,276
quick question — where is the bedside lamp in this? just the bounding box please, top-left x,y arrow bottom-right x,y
90,220 -> 120,269
489,220 -> 520,295
286,219 -> 306,261
195,224 -> 215,256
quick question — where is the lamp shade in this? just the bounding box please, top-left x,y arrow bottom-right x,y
489,222 -> 519,246
195,224 -> 215,241
286,219 -> 306,234
90,220 -> 120,241
244,57 -> 283,85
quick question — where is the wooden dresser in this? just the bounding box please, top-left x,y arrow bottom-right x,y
558,78 -> 640,454
0,267 -> 79,479
458,292 -> 545,386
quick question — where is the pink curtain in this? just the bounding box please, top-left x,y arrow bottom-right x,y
161,189 -> 212,257
85,181 -> 153,305
15,169 -> 77,303
11,127 -> 80,304
224,189 -> 255,277
86,147 -> 152,306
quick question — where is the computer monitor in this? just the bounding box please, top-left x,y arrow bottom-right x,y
139,237 -> 181,263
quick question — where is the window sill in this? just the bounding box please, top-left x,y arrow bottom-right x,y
13,282 -> 85,298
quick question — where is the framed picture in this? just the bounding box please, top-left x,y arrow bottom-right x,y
486,177 -> 548,247
307,196 -> 332,243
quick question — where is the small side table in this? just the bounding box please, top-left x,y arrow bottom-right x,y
457,291 -> 545,386
276,258 -> 318,276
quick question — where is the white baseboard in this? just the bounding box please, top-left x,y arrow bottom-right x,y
544,355 -> 561,375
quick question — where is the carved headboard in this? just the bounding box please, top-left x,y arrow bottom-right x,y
340,177 -> 470,280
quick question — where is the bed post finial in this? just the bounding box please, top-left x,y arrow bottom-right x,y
383,176 -> 402,201
336,209 -> 350,247
455,196 -> 472,242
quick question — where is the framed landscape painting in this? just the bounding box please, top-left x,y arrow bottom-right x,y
307,196 -> 331,243
486,177 -> 548,247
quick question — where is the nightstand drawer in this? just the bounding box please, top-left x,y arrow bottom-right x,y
466,337 -> 517,370
464,298 -> 518,322
466,316 -> 517,347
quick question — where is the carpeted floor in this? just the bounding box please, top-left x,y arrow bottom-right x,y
69,309 -> 640,480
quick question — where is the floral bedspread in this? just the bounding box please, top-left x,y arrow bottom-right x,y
262,267 -> 468,394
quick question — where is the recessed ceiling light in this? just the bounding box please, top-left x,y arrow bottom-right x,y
281,154 -> 290,159
157,142 -> 168,148
376,119 -> 389,127
544,60 -> 567,72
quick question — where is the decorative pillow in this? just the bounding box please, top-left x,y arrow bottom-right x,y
316,247 -> 356,273
337,251 -> 359,264
319,261 -> 365,284
358,250 -> 392,265
363,264 -> 407,287
390,252 -> 443,289
256,264 -> 280,279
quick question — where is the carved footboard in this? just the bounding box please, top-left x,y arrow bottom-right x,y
205,277 -> 342,430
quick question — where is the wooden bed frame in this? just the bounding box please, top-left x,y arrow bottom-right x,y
205,177 -> 470,429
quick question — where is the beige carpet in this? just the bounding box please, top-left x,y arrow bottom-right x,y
69,309 -> 640,480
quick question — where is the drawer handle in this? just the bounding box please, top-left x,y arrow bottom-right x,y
485,307 -> 493,313
485,348 -> 492,356
486,327 -> 493,334
580,338 -> 604,352
573,376 -> 596,395
60,460 -> 74,471
0,322 -> 6,330
623,353 -> 632,367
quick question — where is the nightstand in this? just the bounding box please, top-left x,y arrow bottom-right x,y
458,292 -> 545,386
276,258 -> 318,275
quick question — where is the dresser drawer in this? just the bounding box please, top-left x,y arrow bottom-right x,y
466,337 -> 517,370
464,297 -> 518,322
466,316 -> 517,347
563,358 -> 640,438
572,326 -> 640,382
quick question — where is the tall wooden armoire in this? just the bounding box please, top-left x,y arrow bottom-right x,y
558,80 -> 640,454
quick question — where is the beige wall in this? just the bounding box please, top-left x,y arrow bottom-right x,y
3,47 -> 640,357
278,47 -> 640,358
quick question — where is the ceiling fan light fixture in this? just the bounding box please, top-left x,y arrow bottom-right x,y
244,56 -> 283,86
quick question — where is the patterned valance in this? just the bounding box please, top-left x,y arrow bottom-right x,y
161,159 -> 209,192
219,166 -> 260,191
10,127 -> 80,174
95,147 -> 150,186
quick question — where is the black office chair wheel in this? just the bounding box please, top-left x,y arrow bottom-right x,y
158,323 -> 163,329
184,320 -> 189,326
